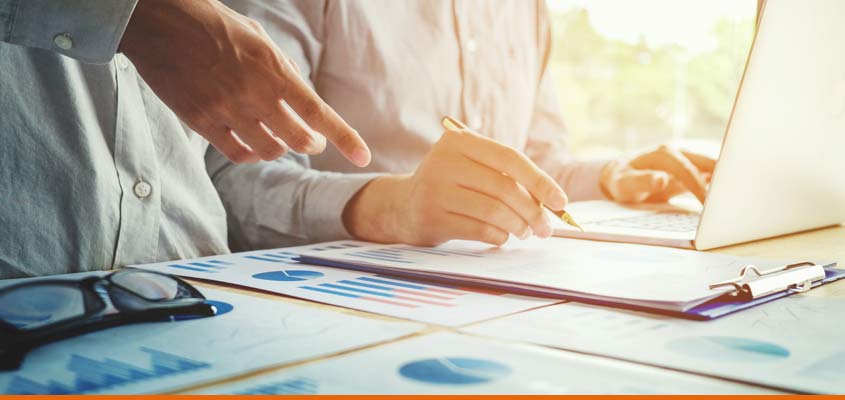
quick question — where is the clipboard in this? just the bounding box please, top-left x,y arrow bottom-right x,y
298,254 -> 844,321
684,262 -> 845,319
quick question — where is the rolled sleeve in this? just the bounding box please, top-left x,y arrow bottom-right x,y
301,173 -> 377,242
2,0 -> 137,64
207,149 -> 382,251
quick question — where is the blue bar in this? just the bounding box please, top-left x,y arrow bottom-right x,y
261,253 -> 290,260
245,255 -> 289,263
319,283 -> 396,298
436,249 -> 485,258
374,274 -> 458,289
339,280 -> 395,292
350,252 -> 414,264
188,262 -> 223,269
357,276 -> 426,290
395,247 -> 452,257
168,264 -> 213,273
374,248 -> 404,254
365,249 -> 410,258
207,259 -> 231,265
300,286 -> 360,298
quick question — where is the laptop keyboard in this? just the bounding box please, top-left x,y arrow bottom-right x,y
591,213 -> 700,233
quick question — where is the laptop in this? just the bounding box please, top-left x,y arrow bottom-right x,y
554,0 -> 845,250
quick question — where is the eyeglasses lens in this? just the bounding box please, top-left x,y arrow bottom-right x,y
111,271 -> 181,301
0,285 -> 87,330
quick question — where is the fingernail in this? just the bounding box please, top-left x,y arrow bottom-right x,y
352,147 -> 371,167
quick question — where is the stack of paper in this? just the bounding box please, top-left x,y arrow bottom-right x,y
131,246 -> 559,326
296,237 -> 798,313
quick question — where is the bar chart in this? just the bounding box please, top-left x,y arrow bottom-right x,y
4,348 -> 209,394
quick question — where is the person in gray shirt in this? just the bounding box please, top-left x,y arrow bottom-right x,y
0,0 -> 371,278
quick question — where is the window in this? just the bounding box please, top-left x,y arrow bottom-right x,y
547,0 -> 757,157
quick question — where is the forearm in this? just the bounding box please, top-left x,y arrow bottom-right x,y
206,149 -> 380,250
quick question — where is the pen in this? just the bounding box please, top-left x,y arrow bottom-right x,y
440,115 -> 584,232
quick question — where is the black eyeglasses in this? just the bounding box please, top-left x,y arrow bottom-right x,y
0,269 -> 216,371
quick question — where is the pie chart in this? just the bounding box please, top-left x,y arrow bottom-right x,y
398,357 -> 511,385
252,270 -> 325,282
666,336 -> 790,363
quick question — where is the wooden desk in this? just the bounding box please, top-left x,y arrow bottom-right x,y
178,225 -> 845,393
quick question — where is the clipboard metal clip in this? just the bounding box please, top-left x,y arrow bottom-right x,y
709,262 -> 826,301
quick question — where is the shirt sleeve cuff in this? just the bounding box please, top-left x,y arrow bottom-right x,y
7,0 -> 137,64
302,172 -> 384,241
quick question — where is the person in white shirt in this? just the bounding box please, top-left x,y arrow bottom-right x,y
214,0 -> 714,248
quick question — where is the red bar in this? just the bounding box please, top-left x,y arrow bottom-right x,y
393,295 -> 455,307
360,296 -> 418,308
393,288 -> 456,300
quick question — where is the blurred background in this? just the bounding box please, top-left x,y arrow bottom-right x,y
547,0 -> 758,158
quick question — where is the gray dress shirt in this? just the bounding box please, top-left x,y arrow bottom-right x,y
0,0 -> 385,278
0,0 -> 234,278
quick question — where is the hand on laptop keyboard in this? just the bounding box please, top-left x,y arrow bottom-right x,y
600,146 -> 715,204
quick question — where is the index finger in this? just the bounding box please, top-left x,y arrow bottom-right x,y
277,71 -> 371,167
630,146 -> 707,203
445,129 -> 569,210
681,150 -> 716,174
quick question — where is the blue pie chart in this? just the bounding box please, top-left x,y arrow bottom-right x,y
399,357 -> 511,385
666,336 -> 790,363
252,270 -> 324,282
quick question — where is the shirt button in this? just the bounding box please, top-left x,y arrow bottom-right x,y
53,33 -> 74,51
133,181 -> 152,199
466,38 -> 478,53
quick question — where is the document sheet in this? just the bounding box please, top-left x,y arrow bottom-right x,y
298,237 -> 795,311
132,246 -> 559,326
462,294 -> 845,393
194,332 -> 772,394
0,287 -> 421,394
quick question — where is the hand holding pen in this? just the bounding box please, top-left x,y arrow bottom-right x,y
441,116 -> 583,232
342,115 -> 576,246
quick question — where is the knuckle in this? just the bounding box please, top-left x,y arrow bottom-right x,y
301,98 -> 327,119
532,175 -> 554,199
285,131 -> 316,153
256,143 -> 287,160
206,98 -> 234,121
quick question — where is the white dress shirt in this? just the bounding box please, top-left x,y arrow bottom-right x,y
215,0 -> 608,251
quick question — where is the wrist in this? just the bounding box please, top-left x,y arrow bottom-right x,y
342,175 -> 409,243
599,160 -> 618,200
